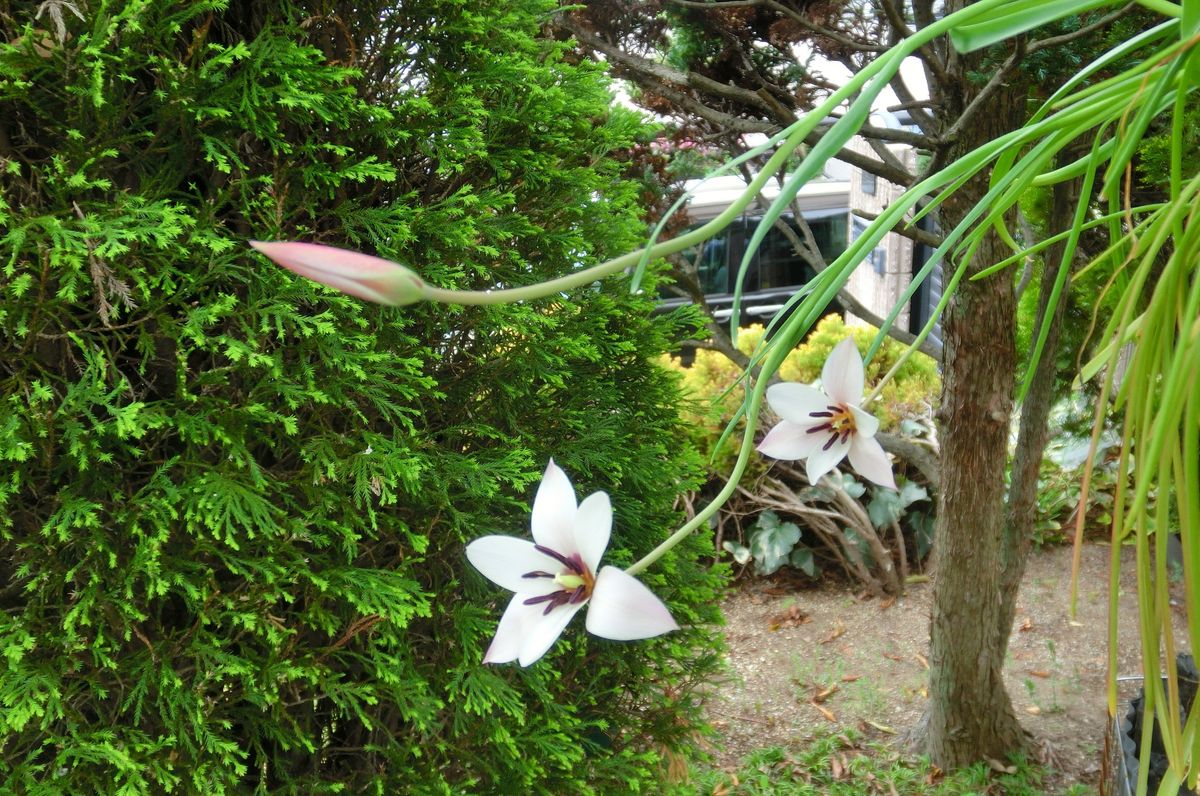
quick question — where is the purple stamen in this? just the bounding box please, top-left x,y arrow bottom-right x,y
533,544 -> 583,574
808,410 -> 834,418
522,570 -> 554,579
807,422 -> 832,434
822,435 -> 838,451
524,591 -> 574,615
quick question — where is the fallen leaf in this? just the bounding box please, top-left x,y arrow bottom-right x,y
883,651 -> 905,662
914,652 -> 929,669
863,719 -> 897,734
814,685 -> 839,703
767,604 -> 810,630
1027,669 -> 1052,678
1025,705 -> 1042,715
812,701 -> 836,722
841,673 -> 862,683
820,620 -> 846,644
879,596 -> 896,610
830,755 -> 844,780
1019,617 -> 1034,631
925,765 -> 944,785
986,757 -> 1018,774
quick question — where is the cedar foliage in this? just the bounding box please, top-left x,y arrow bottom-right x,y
0,1 -> 724,792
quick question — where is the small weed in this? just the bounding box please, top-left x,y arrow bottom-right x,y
679,730 -> 1088,795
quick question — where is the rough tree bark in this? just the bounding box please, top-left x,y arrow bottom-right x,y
921,28 -> 1030,765
921,25 -> 1083,767
996,174 -> 1080,680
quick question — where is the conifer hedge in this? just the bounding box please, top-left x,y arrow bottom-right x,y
0,2 -> 724,792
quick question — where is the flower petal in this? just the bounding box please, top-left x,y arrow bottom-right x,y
848,435 -> 896,489
531,459 -> 578,555
821,338 -> 865,406
573,491 -> 611,573
585,567 -> 679,641
482,595 -> 533,664
849,405 -> 880,438
805,435 -> 851,485
518,601 -> 585,667
466,536 -> 561,595
758,420 -> 823,461
249,241 -> 425,306
765,382 -> 834,425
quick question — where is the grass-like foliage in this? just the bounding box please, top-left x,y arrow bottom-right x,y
681,732 -> 1091,796
0,2 -> 723,792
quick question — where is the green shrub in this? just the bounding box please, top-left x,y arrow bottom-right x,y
0,2 -> 723,792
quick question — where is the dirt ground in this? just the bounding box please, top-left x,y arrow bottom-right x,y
708,543 -> 1190,790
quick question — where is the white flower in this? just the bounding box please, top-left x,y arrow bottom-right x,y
757,337 -> 896,489
466,460 -> 679,666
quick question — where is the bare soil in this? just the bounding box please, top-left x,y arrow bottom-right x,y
708,542 -> 1190,790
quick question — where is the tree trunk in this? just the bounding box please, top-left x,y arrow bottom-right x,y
923,64 -> 1029,767
995,172 -> 1079,665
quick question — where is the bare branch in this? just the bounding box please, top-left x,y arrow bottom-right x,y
879,0 -> 949,86
632,78 -> 779,134
876,432 -> 940,487
852,208 -> 944,249
865,135 -> 910,176
887,70 -> 939,135
763,0 -> 888,53
1027,4 -> 1136,54
829,120 -> 937,150
562,20 -> 776,115
942,40 -> 1026,149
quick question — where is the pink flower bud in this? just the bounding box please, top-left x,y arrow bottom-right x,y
250,241 -> 426,306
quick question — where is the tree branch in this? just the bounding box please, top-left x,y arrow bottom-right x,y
1026,4 -> 1135,54
764,0 -> 888,53
562,20 -> 777,115
827,119 -> 937,150
852,209 -> 944,249
879,0 -> 949,86
941,40 -> 1026,149
878,432 -> 940,488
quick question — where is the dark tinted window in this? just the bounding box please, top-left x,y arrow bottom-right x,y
669,211 -> 848,298
752,213 -> 849,290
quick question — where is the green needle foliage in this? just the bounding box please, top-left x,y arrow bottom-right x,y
0,1 -> 723,792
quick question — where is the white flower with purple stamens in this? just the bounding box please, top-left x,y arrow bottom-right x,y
757,337 -> 896,489
466,460 -> 679,667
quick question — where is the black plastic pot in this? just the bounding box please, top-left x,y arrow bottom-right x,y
1115,653 -> 1199,796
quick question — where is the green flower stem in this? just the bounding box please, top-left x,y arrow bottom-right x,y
421,123 -> 813,306
624,329 -> 796,577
